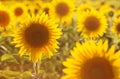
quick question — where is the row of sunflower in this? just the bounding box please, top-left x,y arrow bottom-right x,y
0,0 -> 120,79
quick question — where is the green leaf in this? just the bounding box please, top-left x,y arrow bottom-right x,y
1,54 -> 18,63
3,70 -> 21,77
21,71 -> 32,79
1,54 -> 14,61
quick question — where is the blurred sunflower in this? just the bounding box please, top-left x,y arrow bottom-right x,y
0,3 -> 14,34
77,3 -> 94,16
106,8 -> 116,19
116,10 -> 120,18
62,40 -> 120,79
72,0 -> 81,6
23,1 -> 33,14
104,7 -> 116,19
33,0 -> 42,8
32,1 -> 43,15
111,18 -> 120,36
41,2 -> 51,15
77,10 -> 107,38
99,2 -> 117,19
12,13 -> 62,62
49,0 -> 75,26
98,1 -> 110,12
87,0 -> 99,9
24,1 -> 42,15
11,3 -> 28,23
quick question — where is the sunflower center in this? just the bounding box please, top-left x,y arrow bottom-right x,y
84,16 -> 100,31
108,11 -> 114,17
110,5 -> 115,9
24,23 -> 49,48
14,7 -> 23,16
84,8 -> 91,12
0,11 -> 10,27
81,57 -> 114,79
117,15 -> 120,18
116,23 -> 120,33
44,8 -> 49,14
100,2 -> 105,5
55,2 -> 69,17
34,9 -> 39,14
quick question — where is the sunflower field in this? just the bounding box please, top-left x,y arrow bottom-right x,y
0,0 -> 120,79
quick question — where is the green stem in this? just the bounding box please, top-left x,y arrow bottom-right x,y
33,61 -> 41,79
113,34 -> 119,49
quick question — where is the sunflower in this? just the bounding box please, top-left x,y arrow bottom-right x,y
33,0 -> 42,8
116,10 -> 120,18
103,6 -> 116,19
77,9 -> 107,38
12,13 -> 62,62
41,2 -> 51,15
11,3 -> 28,23
98,2 -> 117,19
0,3 -> 14,34
111,17 -> 120,36
24,1 -> 42,15
23,1 -> 33,14
106,8 -> 116,19
62,40 -> 120,79
98,1 -> 110,13
72,0 -> 81,6
76,3 -> 94,17
86,0 -> 99,9
49,0 -> 75,26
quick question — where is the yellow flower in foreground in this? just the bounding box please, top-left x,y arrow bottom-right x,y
12,13 -> 62,62
62,40 -> 120,79
49,0 -> 75,25
111,17 -> 120,36
77,10 -> 107,38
